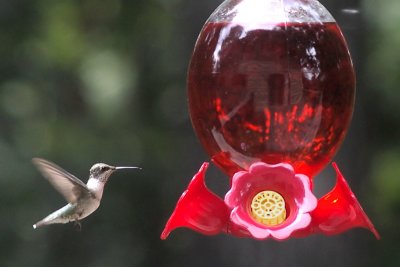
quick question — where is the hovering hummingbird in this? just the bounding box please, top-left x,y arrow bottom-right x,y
32,158 -> 140,229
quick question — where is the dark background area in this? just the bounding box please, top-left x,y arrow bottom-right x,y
0,0 -> 398,266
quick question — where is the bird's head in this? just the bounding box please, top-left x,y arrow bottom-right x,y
89,163 -> 140,183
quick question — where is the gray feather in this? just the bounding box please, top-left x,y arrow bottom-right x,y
32,158 -> 91,203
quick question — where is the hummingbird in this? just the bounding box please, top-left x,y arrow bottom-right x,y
32,158 -> 140,229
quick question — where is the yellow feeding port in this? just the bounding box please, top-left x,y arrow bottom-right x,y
250,190 -> 286,226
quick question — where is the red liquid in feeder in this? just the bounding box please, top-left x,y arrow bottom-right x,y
188,22 -> 355,177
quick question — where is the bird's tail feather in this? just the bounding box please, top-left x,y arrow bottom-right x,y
33,220 -> 46,229
32,211 -> 63,229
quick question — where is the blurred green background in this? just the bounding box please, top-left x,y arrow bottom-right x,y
0,0 -> 398,266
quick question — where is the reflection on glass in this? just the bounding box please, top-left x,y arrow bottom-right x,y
188,0 -> 355,177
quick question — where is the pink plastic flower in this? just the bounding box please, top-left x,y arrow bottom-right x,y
225,162 -> 317,240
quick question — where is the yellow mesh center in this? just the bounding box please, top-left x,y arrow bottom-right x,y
250,190 -> 286,226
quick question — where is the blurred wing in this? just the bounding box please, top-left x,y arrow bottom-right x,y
32,158 -> 91,203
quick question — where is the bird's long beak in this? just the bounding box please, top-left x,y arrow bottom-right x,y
115,166 -> 142,170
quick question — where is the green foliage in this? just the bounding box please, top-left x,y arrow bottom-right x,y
371,151 -> 400,227
365,0 -> 400,119
0,0 -> 398,266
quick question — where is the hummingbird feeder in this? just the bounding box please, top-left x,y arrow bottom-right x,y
161,0 -> 379,240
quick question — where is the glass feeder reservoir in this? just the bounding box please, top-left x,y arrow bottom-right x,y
187,0 -> 356,178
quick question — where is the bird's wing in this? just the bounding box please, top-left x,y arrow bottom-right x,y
32,158 -> 91,203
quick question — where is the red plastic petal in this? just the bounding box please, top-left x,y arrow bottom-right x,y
161,163 -> 230,239
223,221 -> 252,238
297,163 -> 380,239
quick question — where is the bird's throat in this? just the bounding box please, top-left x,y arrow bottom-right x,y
86,178 -> 105,199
